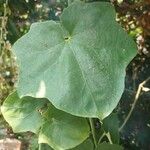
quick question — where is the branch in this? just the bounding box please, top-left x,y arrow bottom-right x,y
119,77 -> 150,131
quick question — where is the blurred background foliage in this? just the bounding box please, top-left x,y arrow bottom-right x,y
0,0 -> 150,149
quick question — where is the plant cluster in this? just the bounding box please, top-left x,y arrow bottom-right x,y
1,1 -> 137,150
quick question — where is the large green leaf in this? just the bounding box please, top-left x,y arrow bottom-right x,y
96,142 -> 123,150
13,1 -> 136,119
39,104 -> 90,150
1,91 -> 46,133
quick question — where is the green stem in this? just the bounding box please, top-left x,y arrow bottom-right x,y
106,133 -> 113,144
39,143 -> 42,150
89,118 -> 97,148
98,132 -> 106,144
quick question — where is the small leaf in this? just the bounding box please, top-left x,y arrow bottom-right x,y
102,113 -> 119,144
39,104 -> 90,150
1,92 -> 90,149
1,91 -> 46,133
13,1 -> 136,119
96,142 -> 123,150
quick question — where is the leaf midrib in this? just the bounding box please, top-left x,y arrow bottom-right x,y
68,43 -> 99,115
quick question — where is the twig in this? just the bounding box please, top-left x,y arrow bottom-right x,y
38,143 -> 42,150
98,132 -> 113,144
119,77 -> 150,131
98,132 -> 106,144
106,132 -> 113,144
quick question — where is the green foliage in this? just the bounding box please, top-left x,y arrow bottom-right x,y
1,91 -> 46,133
71,140 -> 123,150
1,92 -> 89,150
1,1 -> 137,149
39,105 -> 90,149
13,1 -> 136,120
71,139 -> 94,150
97,142 -> 123,150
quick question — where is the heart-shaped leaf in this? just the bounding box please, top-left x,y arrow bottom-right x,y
39,104 -> 90,150
1,91 -> 89,149
13,1 -> 136,119
1,91 -> 46,133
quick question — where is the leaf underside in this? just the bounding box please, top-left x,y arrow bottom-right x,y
13,1 -> 136,119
